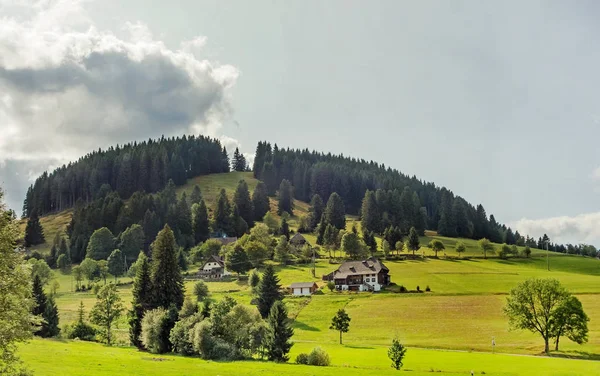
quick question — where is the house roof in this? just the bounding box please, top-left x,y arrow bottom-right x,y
202,255 -> 224,268
289,232 -> 308,244
332,257 -> 389,279
290,282 -> 317,289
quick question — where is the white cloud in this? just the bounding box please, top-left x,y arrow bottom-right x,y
590,166 -> 600,181
511,212 -> 600,245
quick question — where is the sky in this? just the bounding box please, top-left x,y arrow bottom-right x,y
1,0 -> 599,245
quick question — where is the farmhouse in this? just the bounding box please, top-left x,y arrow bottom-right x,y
198,255 -> 231,279
326,257 -> 390,292
290,282 -> 318,296
289,232 -> 309,247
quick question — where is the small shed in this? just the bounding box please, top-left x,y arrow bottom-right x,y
289,233 -> 308,247
290,282 -> 318,296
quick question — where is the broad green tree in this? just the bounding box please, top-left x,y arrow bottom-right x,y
341,232 -> 368,260
119,224 -> 145,264
323,192 -> 346,229
107,249 -> 125,282
551,295 -> 589,351
225,244 -> 252,275
86,227 -> 115,260
455,241 -> 466,258
90,284 -> 124,345
193,281 -> 210,302
407,227 -> 420,255
478,238 -> 495,259
265,301 -> 294,362
388,337 -> 407,370
330,309 -> 351,344
428,239 -> 445,257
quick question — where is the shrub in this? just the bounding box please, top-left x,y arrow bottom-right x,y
295,353 -> 309,364
399,285 -> 407,293
92,284 -> 101,295
193,281 -> 209,301
425,285 -> 431,292
63,322 -> 96,341
416,285 -> 421,292
141,308 -> 169,354
307,347 -> 330,366
170,313 -> 203,355
327,281 -> 335,291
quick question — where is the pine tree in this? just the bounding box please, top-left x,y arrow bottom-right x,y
230,204 -> 249,237
24,211 -> 45,247
232,147 -> 247,171
252,182 -> 270,221
261,162 -> 278,195
234,180 -> 254,227
190,185 -> 203,206
40,296 -> 60,338
192,200 -> 210,244
151,225 -> 184,310
323,192 -> 346,229
265,301 -> 294,362
213,189 -> 232,235
129,252 -> 152,348
142,210 -> 161,254
277,179 -> 294,215
257,264 -> 283,318
308,194 -> 324,230
32,274 -> 47,318
173,193 -> 194,249
279,218 -> 290,240
360,190 -> 380,234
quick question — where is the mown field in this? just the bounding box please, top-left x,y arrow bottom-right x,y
18,171 -> 600,375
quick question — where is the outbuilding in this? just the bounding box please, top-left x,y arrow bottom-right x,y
290,282 -> 318,296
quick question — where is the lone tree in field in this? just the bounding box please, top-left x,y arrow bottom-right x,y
265,300 -> 294,362
257,264 -> 283,318
428,239 -> 445,257
330,309 -> 351,344
24,211 -> 45,247
388,337 -> 407,370
407,227 -> 420,255
478,238 -> 494,259
455,241 -> 466,258
90,284 -> 124,345
503,278 -> 588,353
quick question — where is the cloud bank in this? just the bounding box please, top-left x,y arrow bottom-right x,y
0,0 -> 241,211
512,212 -> 600,245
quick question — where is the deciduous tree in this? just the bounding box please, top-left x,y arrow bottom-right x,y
330,309 -> 351,344
90,284 -> 124,345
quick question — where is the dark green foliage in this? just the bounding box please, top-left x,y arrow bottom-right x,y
86,227 -> 115,260
230,204 -> 249,237
151,225 -> 184,310
232,147 -> 247,172
552,296 -> 589,351
119,224 -> 145,264
257,265 -> 283,319
407,227 -> 420,255
234,180 -> 254,227
25,135 -> 229,217
32,274 -> 47,318
213,189 -> 232,235
201,300 -> 212,318
40,296 -> 60,338
279,218 -> 290,240
193,281 -> 209,302
252,182 -> 270,221
190,185 -> 203,206
177,248 -> 188,271
24,211 -> 45,247
341,232 -> 368,260
192,200 -> 210,244
107,249 -> 124,280
360,190 -> 380,234
261,162 -> 278,196
383,226 -> 403,250
265,301 -> 294,362
323,192 -> 345,229
277,179 -> 294,215
142,210 -> 161,253
388,337 -> 407,370
67,301 -> 96,341
225,244 -> 252,275
330,309 -> 351,344
90,284 -> 124,346
308,194 -> 324,231
56,254 -> 71,273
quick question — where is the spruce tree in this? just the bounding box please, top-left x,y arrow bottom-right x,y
192,200 -> 210,244
40,296 -> 60,338
308,194 -> 324,230
277,179 -> 294,215
279,218 -> 290,240
24,211 -> 45,247
257,264 -> 283,318
324,192 -> 346,229
151,225 -> 184,310
32,274 -> 47,318
213,188 -> 232,235
232,147 -> 247,171
265,301 -> 294,362
261,162 -> 278,195
234,180 -> 254,227
190,185 -> 203,206
360,190 -> 380,234
129,252 -> 152,348
252,182 -> 270,221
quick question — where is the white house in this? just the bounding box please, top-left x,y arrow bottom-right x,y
326,257 -> 390,292
198,255 -> 231,279
290,282 -> 318,296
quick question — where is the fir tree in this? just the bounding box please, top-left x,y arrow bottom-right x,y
40,296 -> 60,338
192,200 -> 210,244
32,274 -> 47,318
232,147 -> 247,171
265,301 -> 294,362
151,226 -> 184,310
308,194 -> 324,230
234,180 -> 254,227
252,182 -> 270,221
190,185 -> 203,206
360,190 -> 380,234
407,226 -> 420,255
24,211 -> 45,247
230,204 -> 249,237
323,192 -> 345,229
279,218 -> 290,240
257,265 -> 283,318
277,179 -> 294,215
213,189 -> 232,235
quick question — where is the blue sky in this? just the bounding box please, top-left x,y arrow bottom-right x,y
1,0 -> 599,244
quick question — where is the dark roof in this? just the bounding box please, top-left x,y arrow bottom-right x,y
290,282 -> 317,289
202,255 -> 224,268
332,257 -> 389,279
289,233 -> 308,245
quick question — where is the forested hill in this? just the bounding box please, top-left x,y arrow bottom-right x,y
252,141 -> 518,244
23,136 -> 230,217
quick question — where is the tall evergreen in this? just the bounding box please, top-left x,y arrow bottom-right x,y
190,185 -> 203,206
129,252 -> 152,348
277,179 -> 294,215
192,200 -> 210,244
213,189 -> 232,235
232,147 -> 247,171
40,296 -> 60,338
24,211 -> 45,247
142,210 -> 161,254
257,264 -> 283,319
360,190 -> 380,234
407,226 -> 420,255
230,204 -> 249,237
234,180 -> 254,227
308,194 -> 324,231
323,192 -> 346,230
151,225 -> 184,310
265,301 -> 294,362
252,182 -> 270,221
32,275 -> 47,318
261,162 -> 278,196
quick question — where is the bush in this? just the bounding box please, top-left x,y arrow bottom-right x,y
327,281 -> 335,291
170,313 -> 203,355
399,285 -> 407,293
295,353 -> 309,364
63,322 -> 96,341
193,281 -> 209,301
141,308 -> 169,354
425,285 -> 431,292
92,284 -> 101,295
416,285 -> 421,292
307,347 -> 330,366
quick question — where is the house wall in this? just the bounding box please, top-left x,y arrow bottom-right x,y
292,287 -> 312,296
203,261 -> 231,276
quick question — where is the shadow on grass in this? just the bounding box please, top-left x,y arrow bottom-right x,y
344,344 -> 376,350
549,351 -> 600,361
293,321 -> 320,332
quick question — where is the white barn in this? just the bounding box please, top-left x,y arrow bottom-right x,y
290,282 -> 318,296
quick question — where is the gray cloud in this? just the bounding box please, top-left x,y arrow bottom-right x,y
512,213 -> 600,246
0,0 -> 241,211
